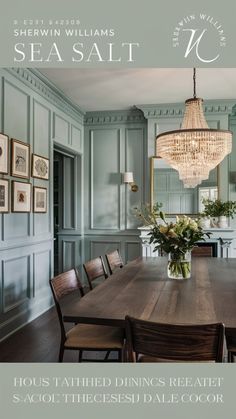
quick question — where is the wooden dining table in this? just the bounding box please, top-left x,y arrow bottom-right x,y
63,257 -> 236,328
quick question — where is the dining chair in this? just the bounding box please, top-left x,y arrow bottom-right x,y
105,249 -> 124,275
49,269 -> 124,362
125,316 -> 225,362
83,256 -> 108,290
225,327 -> 236,362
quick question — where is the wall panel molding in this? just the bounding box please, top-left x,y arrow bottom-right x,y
90,240 -> 121,256
125,241 -> 141,263
85,109 -> 145,125
0,237 -> 53,252
85,236 -> 141,266
33,249 -> 52,298
0,67 -> 83,340
32,99 -> 51,237
125,127 -> 145,230
138,100 -> 236,119
71,124 -> 82,152
2,255 -> 31,314
7,68 -> 84,123
53,112 -> 70,144
62,240 -> 76,272
90,128 -> 121,231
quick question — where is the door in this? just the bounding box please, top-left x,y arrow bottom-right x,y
53,150 -> 75,275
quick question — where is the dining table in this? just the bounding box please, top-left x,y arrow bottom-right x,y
63,257 -> 236,328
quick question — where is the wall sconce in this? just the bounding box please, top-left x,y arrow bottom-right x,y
123,172 -> 138,192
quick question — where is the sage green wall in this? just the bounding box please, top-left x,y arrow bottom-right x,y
138,101 -> 236,203
57,109 -> 148,276
82,110 -> 147,264
229,107 -> 236,222
0,68 -> 84,340
139,101 -> 236,257
1,67 -> 236,341
153,168 -> 217,214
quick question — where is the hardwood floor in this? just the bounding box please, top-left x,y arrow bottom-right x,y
0,306 -> 61,362
0,294 -> 118,362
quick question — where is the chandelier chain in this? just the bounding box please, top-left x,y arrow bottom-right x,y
193,67 -> 196,98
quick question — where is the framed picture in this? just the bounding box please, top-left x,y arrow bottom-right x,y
12,181 -> 31,213
11,139 -> 30,179
32,154 -> 49,180
0,179 -> 9,213
33,187 -> 47,213
0,133 -> 9,174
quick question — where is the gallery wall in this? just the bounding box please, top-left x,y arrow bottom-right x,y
0,68 -> 84,340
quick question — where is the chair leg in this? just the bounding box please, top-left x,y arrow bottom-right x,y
122,343 -> 129,362
78,350 -> 83,362
227,351 -> 235,363
118,349 -> 123,362
58,344 -> 64,362
104,350 -> 111,361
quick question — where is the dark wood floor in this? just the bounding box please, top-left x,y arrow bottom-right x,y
0,295 -> 117,362
0,306 -> 62,362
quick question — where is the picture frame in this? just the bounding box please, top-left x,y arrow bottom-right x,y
12,181 -> 31,213
0,179 -> 9,213
32,154 -> 49,180
0,133 -> 9,174
33,187 -> 47,213
11,139 -> 30,179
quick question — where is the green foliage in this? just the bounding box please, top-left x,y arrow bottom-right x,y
202,199 -> 236,218
133,202 -> 163,226
149,214 -> 211,259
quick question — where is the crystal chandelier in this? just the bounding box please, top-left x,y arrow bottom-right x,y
155,69 -> 232,188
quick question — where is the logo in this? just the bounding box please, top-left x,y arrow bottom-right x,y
172,14 -> 226,63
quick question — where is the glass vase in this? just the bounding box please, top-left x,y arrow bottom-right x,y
167,251 -> 191,280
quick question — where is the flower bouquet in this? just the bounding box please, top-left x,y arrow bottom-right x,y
149,212 -> 211,279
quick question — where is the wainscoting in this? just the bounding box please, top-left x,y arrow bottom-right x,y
1,67 -> 236,342
0,68 -> 84,340
58,233 -> 141,280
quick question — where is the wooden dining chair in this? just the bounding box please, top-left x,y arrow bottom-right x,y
225,327 -> 236,362
49,269 -> 124,362
83,256 -> 108,290
105,249 -> 124,275
125,316 -> 225,362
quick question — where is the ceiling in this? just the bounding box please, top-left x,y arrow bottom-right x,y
39,68 -> 236,112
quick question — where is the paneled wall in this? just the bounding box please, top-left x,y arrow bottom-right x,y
138,101 -> 236,203
229,107 -> 236,234
59,102 -> 236,272
139,101 -> 236,256
154,168 -> 217,214
1,68 -> 236,341
57,110 -> 147,275
0,68 -> 84,340
82,110 -> 147,264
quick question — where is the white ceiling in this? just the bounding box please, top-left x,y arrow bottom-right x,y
39,68 -> 236,112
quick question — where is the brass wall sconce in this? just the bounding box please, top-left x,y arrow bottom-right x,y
123,172 -> 138,192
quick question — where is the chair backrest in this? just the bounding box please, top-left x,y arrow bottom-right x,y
83,256 -> 108,290
125,316 -> 225,362
49,269 -> 84,341
225,327 -> 236,347
105,249 -> 124,275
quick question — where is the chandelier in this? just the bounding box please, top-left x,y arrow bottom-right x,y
155,69 -> 232,188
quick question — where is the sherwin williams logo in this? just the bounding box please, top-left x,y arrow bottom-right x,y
172,13 -> 226,63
